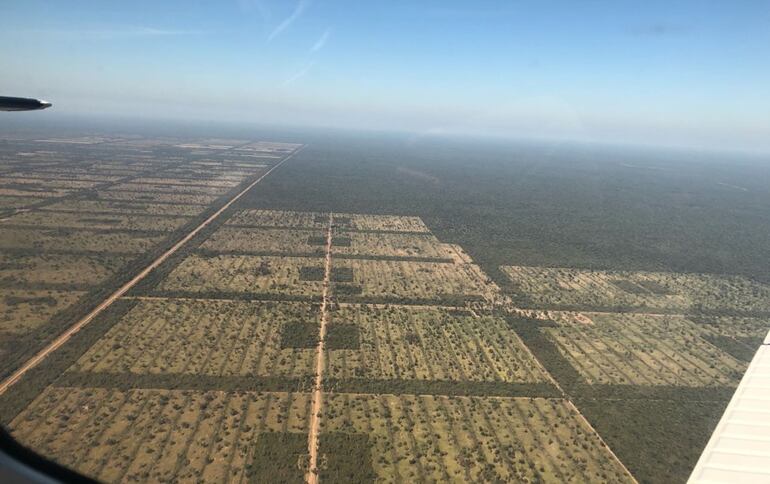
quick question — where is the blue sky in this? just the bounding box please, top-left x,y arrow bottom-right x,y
1,0 -> 769,151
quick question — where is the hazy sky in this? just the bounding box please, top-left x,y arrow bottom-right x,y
2,1 -> 769,151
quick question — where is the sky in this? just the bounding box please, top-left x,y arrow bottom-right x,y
1,0 -> 769,152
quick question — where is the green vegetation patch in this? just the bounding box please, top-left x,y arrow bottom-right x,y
611,279 -> 648,295
307,235 -> 327,246
577,397 -> 728,484
319,432 -> 375,483
331,267 -> 354,283
325,378 -> 559,397
247,432 -> 308,483
281,321 -> 319,348
701,334 -> 758,363
333,236 -> 352,247
326,323 -> 360,350
299,266 -> 325,281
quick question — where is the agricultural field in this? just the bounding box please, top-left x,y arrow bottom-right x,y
9,387 -> 312,483
333,213 -> 430,233
94,190 -> 220,205
319,394 -> 632,483
200,227 -> 326,255
0,195 -> 46,210
106,182 -> 229,196
331,258 -> 497,303
0,228 -> 165,254
543,312 -> 747,386
40,200 -> 205,216
3,210 -> 192,232
0,289 -> 85,336
502,266 -> 770,314
326,304 -> 547,383
70,299 -> 318,378
158,254 -> 326,298
332,231 -> 454,260
227,209 -> 328,229
0,253 -> 130,288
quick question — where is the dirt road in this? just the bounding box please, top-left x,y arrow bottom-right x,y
0,145 -> 304,396
306,212 -> 333,484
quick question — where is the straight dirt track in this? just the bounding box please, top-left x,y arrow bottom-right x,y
306,212 -> 333,484
0,145 -> 305,396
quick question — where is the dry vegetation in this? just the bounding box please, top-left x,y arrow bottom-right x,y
502,265 -> 770,313
0,228 -> 164,253
0,289 -> 85,335
200,227 -> 326,255
9,387 -> 311,483
227,209 -> 327,229
41,200 -> 204,216
544,312 -> 747,386
326,304 -> 547,383
0,253 -> 130,288
70,299 -> 318,378
333,213 -> 430,233
320,394 -> 632,483
332,232 -> 455,259
158,254 -> 326,298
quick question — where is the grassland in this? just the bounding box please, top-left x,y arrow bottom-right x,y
69,299 -> 318,378
319,393 -> 632,483
0,289 -> 85,335
227,209 -> 327,229
9,386 -> 312,483
325,304 -> 547,383
0,253 -> 131,289
0,228 -> 165,254
502,266 -> 770,314
332,232 -> 454,260
157,254 -> 326,298
200,227 -> 326,256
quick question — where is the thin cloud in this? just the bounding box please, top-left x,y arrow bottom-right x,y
283,60 -> 316,85
268,0 -> 311,41
310,28 -> 331,53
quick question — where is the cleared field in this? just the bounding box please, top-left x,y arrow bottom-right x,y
41,200 -> 204,216
544,312 -> 746,386
0,187 -> 69,198
9,387 -> 312,483
107,183 -> 229,196
70,299 -> 317,378
0,228 -> 165,253
0,289 -> 84,336
1,172 -> 123,182
130,177 -> 241,188
332,259 -> 496,303
326,305 -> 547,383
332,231 -> 454,259
333,213 -> 430,233
0,253 -> 130,288
0,177 -> 103,190
200,227 -> 325,255
0,196 -> 44,210
96,190 -> 219,205
319,394 -> 632,483
227,209 -> 327,229
158,254 -> 325,298
3,211 -> 191,232
502,266 -> 770,313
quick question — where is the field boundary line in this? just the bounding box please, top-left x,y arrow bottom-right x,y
0,145 -> 305,396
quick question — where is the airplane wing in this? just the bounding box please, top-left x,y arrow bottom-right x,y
688,329 -> 770,483
0,96 -> 52,111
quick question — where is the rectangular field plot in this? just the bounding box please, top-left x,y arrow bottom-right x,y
9,387 -> 311,483
333,213 -> 430,233
0,253 -> 130,289
332,232 -> 454,260
502,266 -> 770,314
41,200 -> 205,216
544,312 -> 747,386
95,190 -> 219,205
0,228 -> 165,253
0,289 -> 84,336
319,394 -> 632,483
227,209 -> 328,229
158,255 -> 325,298
200,227 -> 326,256
70,299 -> 317,378
0,196 -> 44,210
0,177 -> 103,190
107,183 -> 229,196
130,177 -> 241,188
326,305 -> 547,384
331,259 -> 496,304
4,211 -> 191,232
